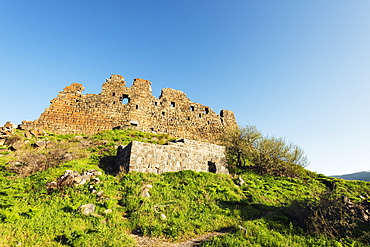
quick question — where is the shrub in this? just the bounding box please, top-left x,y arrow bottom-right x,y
9,142 -> 87,176
287,192 -> 357,239
220,126 -> 309,178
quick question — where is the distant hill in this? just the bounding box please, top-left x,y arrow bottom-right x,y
332,171 -> 370,181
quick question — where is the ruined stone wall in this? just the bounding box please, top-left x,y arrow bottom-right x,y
115,139 -> 229,174
23,74 -> 237,142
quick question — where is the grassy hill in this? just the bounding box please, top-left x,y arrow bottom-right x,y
0,129 -> 370,246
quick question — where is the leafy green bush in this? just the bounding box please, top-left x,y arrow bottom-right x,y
220,125 -> 309,178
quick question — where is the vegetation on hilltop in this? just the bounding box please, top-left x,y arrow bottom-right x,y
0,127 -> 369,246
220,125 -> 310,178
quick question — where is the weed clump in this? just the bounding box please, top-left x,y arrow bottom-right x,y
9,143 -> 87,177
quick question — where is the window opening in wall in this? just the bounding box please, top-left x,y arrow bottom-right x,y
171,102 -> 176,107
136,105 -> 139,109
113,102 -> 116,105
207,121 -> 210,125
188,117 -> 191,120
162,111 -> 165,116
199,114 -> 202,118
112,92 -> 116,96
190,106 -> 195,111
208,161 -> 217,173
122,94 -> 130,104
154,102 -> 158,106
130,122 -> 138,126
204,108 -> 209,114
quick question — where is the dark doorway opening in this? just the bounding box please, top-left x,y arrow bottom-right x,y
208,161 -> 217,173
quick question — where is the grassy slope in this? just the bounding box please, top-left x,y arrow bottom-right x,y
0,129 -> 369,246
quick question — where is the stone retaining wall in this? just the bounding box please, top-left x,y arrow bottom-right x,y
115,139 -> 229,174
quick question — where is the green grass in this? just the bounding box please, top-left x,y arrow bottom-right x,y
200,219 -> 357,247
0,162 -> 135,246
0,128 -> 370,246
119,171 -> 242,240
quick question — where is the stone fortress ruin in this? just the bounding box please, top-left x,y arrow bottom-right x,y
17,74 -> 237,174
22,74 -> 237,143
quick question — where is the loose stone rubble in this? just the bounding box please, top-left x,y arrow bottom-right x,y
20,74 -> 237,143
45,170 -> 110,217
45,169 -> 103,190
115,139 -> 229,174
79,204 -> 96,216
141,184 -> 153,198
0,121 -> 48,153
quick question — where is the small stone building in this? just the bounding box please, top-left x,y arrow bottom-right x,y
115,139 -> 229,174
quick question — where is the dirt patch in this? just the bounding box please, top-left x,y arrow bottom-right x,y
130,227 -> 234,247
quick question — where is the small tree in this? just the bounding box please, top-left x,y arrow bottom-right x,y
220,125 -> 309,177
219,126 -> 261,167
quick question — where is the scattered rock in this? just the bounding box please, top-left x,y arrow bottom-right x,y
4,121 -> 16,129
160,214 -> 167,220
45,181 -> 58,192
3,130 -> 13,135
56,169 -> 102,187
11,141 -> 25,150
73,176 -> 87,185
79,204 -> 96,215
92,177 -> 100,183
104,209 -> 112,214
238,176 -> 245,186
24,131 -> 32,139
142,188 -> 150,198
34,140 -> 46,149
141,184 -> 153,198
0,122 -> 16,136
29,129 -> 40,137
38,130 -> 46,136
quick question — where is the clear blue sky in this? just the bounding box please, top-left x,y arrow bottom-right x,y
1,0 -> 370,176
